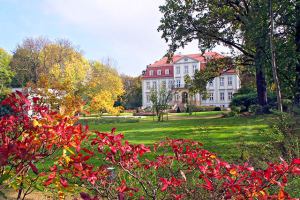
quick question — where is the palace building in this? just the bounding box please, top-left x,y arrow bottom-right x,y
141,52 -> 241,110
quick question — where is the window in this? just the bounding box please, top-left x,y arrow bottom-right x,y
209,80 -> 214,87
175,94 -> 180,101
157,70 -> 161,75
184,57 -> 188,61
168,80 -> 173,89
146,82 -> 150,90
176,66 -> 180,74
220,77 -> 224,86
176,79 -> 181,88
193,65 -> 197,72
153,81 -> 157,89
165,69 -> 170,75
228,76 -> 233,86
162,80 -> 166,89
149,70 -> 154,76
184,65 -> 189,74
228,92 -> 233,100
220,92 -> 225,101
209,93 -> 214,101
146,94 -> 150,103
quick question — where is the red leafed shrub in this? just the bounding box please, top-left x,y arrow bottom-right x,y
0,92 -> 89,199
1,93 -> 300,200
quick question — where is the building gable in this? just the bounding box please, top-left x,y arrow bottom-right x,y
174,56 -> 199,64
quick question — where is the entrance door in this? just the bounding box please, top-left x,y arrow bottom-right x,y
182,92 -> 188,104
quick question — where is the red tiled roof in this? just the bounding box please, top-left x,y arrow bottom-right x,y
149,52 -> 223,67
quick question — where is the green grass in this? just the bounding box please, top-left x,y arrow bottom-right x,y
84,112 -> 275,161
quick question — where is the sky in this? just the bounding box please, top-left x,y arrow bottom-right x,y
0,0 -> 229,76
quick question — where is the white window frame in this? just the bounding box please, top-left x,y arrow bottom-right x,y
168,80 -> 173,89
157,70 -> 161,75
162,80 -> 166,89
209,93 -> 214,101
165,69 -> 170,75
149,70 -> 154,76
176,79 -> 181,88
228,76 -> 233,86
184,65 -> 189,74
176,66 -> 180,75
193,65 -> 197,72
209,80 -> 214,87
146,82 -> 150,90
153,81 -> 157,89
220,77 -> 224,86
220,92 -> 225,101
228,91 -> 233,100
146,94 -> 150,103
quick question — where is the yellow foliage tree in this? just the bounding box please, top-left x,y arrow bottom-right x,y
85,61 -> 124,115
33,40 -> 90,115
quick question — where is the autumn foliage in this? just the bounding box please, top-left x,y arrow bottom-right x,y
0,93 -> 300,199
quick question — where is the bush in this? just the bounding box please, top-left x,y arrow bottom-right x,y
214,106 -> 221,111
133,112 -> 155,116
249,104 -> 263,114
192,106 -> 216,112
230,92 -> 277,112
230,106 -> 241,113
223,111 -> 238,118
282,98 -> 293,112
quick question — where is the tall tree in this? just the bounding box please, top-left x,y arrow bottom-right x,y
85,61 -> 124,115
269,0 -> 283,111
10,37 -> 49,87
0,48 -> 14,96
158,0 -> 278,108
150,87 -> 172,122
121,75 -> 142,109
295,0 -> 300,105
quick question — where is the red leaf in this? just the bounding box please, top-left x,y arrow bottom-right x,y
159,177 -> 171,191
82,148 -> 94,155
29,162 -> 39,175
292,166 -> 300,175
44,178 -> 53,186
202,177 -> 213,191
292,158 -> 300,165
60,177 -> 68,187
74,163 -> 83,171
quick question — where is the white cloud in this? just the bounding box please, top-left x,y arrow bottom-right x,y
41,0 -> 229,76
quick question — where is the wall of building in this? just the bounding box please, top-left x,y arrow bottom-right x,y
141,55 -> 241,109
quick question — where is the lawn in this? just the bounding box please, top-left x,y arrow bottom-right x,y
84,112 -> 276,161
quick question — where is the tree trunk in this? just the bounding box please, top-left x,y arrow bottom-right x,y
269,0 -> 283,112
295,1 -> 300,105
254,46 -> 268,108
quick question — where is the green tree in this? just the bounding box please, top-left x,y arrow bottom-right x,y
121,75 -> 142,109
0,48 -> 14,96
158,0 -> 298,110
150,87 -> 172,122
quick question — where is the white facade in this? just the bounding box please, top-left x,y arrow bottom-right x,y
142,53 -> 241,109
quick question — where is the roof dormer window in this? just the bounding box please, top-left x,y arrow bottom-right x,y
157,70 -> 161,75
149,70 -> 154,76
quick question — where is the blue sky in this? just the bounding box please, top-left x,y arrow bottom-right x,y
0,0 -> 228,76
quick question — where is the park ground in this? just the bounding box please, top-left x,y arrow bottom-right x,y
5,111 -> 300,199
81,111 -> 279,162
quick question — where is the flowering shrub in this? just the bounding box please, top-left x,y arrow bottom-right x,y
0,93 -> 300,199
